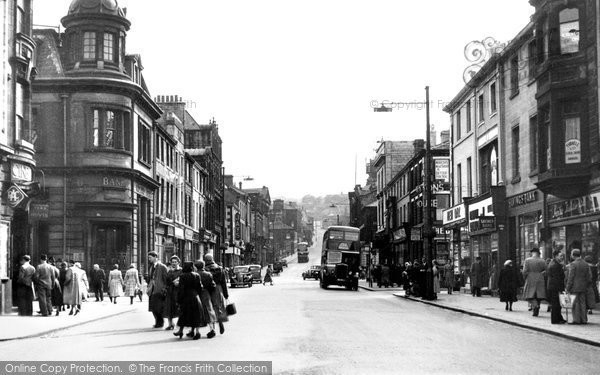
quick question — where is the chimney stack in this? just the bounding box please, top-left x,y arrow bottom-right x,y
413,139 -> 425,155
440,130 -> 450,144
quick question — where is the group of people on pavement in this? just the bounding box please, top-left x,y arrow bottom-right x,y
497,247 -> 598,325
146,251 -> 230,340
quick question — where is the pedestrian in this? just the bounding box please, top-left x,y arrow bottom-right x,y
566,249 -> 592,324
16,255 -> 35,316
123,263 -> 140,305
90,264 -> 106,302
58,260 -> 68,312
263,264 -> 274,286
470,256 -> 485,297
402,262 -> 412,294
147,251 -> 168,328
444,260 -> 454,294
432,261 -> 440,294
546,250 -> 567,324
194,260 -> 217,339
410,260 -> 421,297
48,257 -> 62,316
164,255 -> 182,330
75,262 -> 89,302
498,260 -> 519,311
204,253 -> 229,335
489,261 -> 499,296
173,261 -> 205,340
62,260 -> 84,315
584,255 -> 598,314
381,263 -> 391,288
34,254 -> 55,317
522,248 -> 547,316
107,264 -> 124,304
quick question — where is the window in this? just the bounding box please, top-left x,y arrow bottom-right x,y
563,101 -> 581,164
138,120 -> 151,164
456,109 -> 462,140
490,82 -> 497,114
512,126 -> 520,179
540,107 -> 551,171
466,100 -> 472,132
69,32 -> 80,62
478,94 -> 484,123
466,157 -> 472,197
16,0 -> 25,34
15,83 -> 24,141
456,163 -> 462,201
528,40 -> 537,79
83,32 -> 96,60
560,8 -> 580,54
91,108 -> 130,150
510,55 -> 519,96
540,17 -> 549,63
103,33 -> 115,61
530,115 -> 538,171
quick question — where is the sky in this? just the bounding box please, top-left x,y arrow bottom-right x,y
33,0 -> 534,200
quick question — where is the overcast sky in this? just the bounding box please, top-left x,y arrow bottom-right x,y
34,0 -> 534,200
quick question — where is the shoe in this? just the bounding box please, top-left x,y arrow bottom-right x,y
165,325 -> 174,331
173,331 -> 183,339
193,332 -> 201,340
547,306 -> 551,312
207,330 -> 215,339
152,324 -> 164,328
532,307 -> 539,317
219,322 -> 225,335
55,310 -> 59,316
74,308 -> 80,316
559,319 -> 567,324
68,309 -> 74,316
505,305 -> 508,311
186,331 -> 195,338
588,310 -> 593,315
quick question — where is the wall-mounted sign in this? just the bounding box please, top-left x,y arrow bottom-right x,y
411,227 -> 422,241
11,163 -> 32,182
393,228 -> 406,241
565,118 -> 581,164
29,203 -> 49,219
507,190 -> 539,208
7,185 -> 27,208
443,204 -> 467,226
434,159 -> 450,182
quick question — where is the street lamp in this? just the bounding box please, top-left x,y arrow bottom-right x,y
373,86 -> 436,301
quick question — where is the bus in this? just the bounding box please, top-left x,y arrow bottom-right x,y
320,225 -> 360,291
297,242 -> 309,263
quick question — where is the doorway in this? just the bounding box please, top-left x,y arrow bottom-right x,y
92,224 -> 129,274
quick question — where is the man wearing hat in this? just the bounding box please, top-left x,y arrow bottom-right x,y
547,249 -> 567,324
522,247 -> 547,316
566,248 -> 592,324
147,251 -> 168,328
16,255 -> 36,316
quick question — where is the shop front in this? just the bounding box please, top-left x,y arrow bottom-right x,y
506,189 -> 543,268
443,203 -> 469,285
546,191 -> 600,263
392,226 -> 407,266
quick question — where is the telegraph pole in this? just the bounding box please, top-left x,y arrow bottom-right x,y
422,86 -> 436,300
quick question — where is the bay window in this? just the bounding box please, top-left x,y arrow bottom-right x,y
91,108 -> 130,150
559,8 -> 580,54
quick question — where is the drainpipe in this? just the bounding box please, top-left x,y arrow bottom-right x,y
597,0 -> 600,155
61,94 -> 68,261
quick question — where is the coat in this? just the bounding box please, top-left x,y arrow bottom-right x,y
123,268 -> 140,297
198,270 -> 217,325
470,262 -> 485,288
566,258 -> 591,293
263,268 -> 273,283
108,269 -> 124,297
522,256 -> 547,300
62,266 -> 84,305
35,262 -> 55,290
206,261 -> 229,322
163,267 -> 182,319
148,261 -> 168,314
90,268 -> 106,290
546,260 -> 565,292
176,272 -> 207,328
498,265 -> 520,302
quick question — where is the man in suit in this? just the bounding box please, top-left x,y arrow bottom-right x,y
566,248 -> 592,324
147,251 -> 168,328
470,257 -> 484,297
90,264 -> 106,302
16,255 -> 36,316
523,248 -> 547,316
546,249 -> 567,324
35,254 -> 55,316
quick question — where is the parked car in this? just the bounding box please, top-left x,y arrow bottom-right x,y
282,259 -> 288,267
229,265 -> 253,288
273,261 -> 284,274
303,265 -> 320,280
248,264 -> 262,283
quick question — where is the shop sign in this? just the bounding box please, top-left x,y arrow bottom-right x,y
192,233 -> 200,243
135,184 -> 153,200
103,177 -> 127,189
155,225 -> 165,235
167,226 -> 175,237
508,190 -> 538,208
235,213 -> 241,240
11,163 -> 32,182
175,227 -> 184,239
548,192 -> 600,221
393,228 -> 406,241
470,216 -> 496,232
7,185 -> 27,208
443,204 -> 466,226
29,203 -> 49,219
434,226 -> 449,240
411,227 -> 422,241
185,228 -> 194,241
434,159 -> 450,182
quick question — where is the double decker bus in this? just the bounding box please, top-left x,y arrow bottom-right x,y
320,225 -> 360,291
297,242 -> 309,263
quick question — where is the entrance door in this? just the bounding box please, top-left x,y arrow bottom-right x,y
92,224 -> 128,273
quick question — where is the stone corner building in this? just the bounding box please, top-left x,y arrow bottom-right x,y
30,0 -> 162,277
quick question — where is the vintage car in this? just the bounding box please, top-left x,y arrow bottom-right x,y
248,264 -> 262,283
273,261 -> 284,274
302,265 -> 321,280
282,259 -> 288,267
229,265 -> 253,288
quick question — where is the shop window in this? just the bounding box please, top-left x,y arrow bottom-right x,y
83,32 -> 96,60
559,8 -> 580,54
519,212 -> 541,264
91,108 -> 130,150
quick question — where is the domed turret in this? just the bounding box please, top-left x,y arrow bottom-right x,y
67,0 -> 126,17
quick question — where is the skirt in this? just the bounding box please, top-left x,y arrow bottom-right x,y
108,280 -> 123,297
177,293 -> 208,328
211,285 -> 229,323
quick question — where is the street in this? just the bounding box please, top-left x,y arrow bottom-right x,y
0,239 -> 598,375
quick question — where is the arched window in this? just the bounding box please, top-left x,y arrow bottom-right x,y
559,8 -> 580,54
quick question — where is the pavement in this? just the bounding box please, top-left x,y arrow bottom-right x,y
358,280 -> 600,347
0,296 -> 143,341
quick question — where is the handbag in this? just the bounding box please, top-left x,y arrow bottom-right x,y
559,292 -> 576,309
226,300 -> 237,315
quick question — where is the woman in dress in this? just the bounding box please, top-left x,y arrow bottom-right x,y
498,260 -> 520,311
204,254 -> 229,335
263,265 -> 273,286
164,255 -> 182,330
75,262 -> 89,302
62,260 -> 83,315
174,261 -> 205,340
108,264 -> 124,304
123,263 -> 141,305
195,260 -> 217,339
432,261 -> 441,294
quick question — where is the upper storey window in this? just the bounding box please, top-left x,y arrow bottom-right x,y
559,8 -> 580,54
83,32 -> 96,60
103,33 -> 115,61
92,108 -> 130,151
